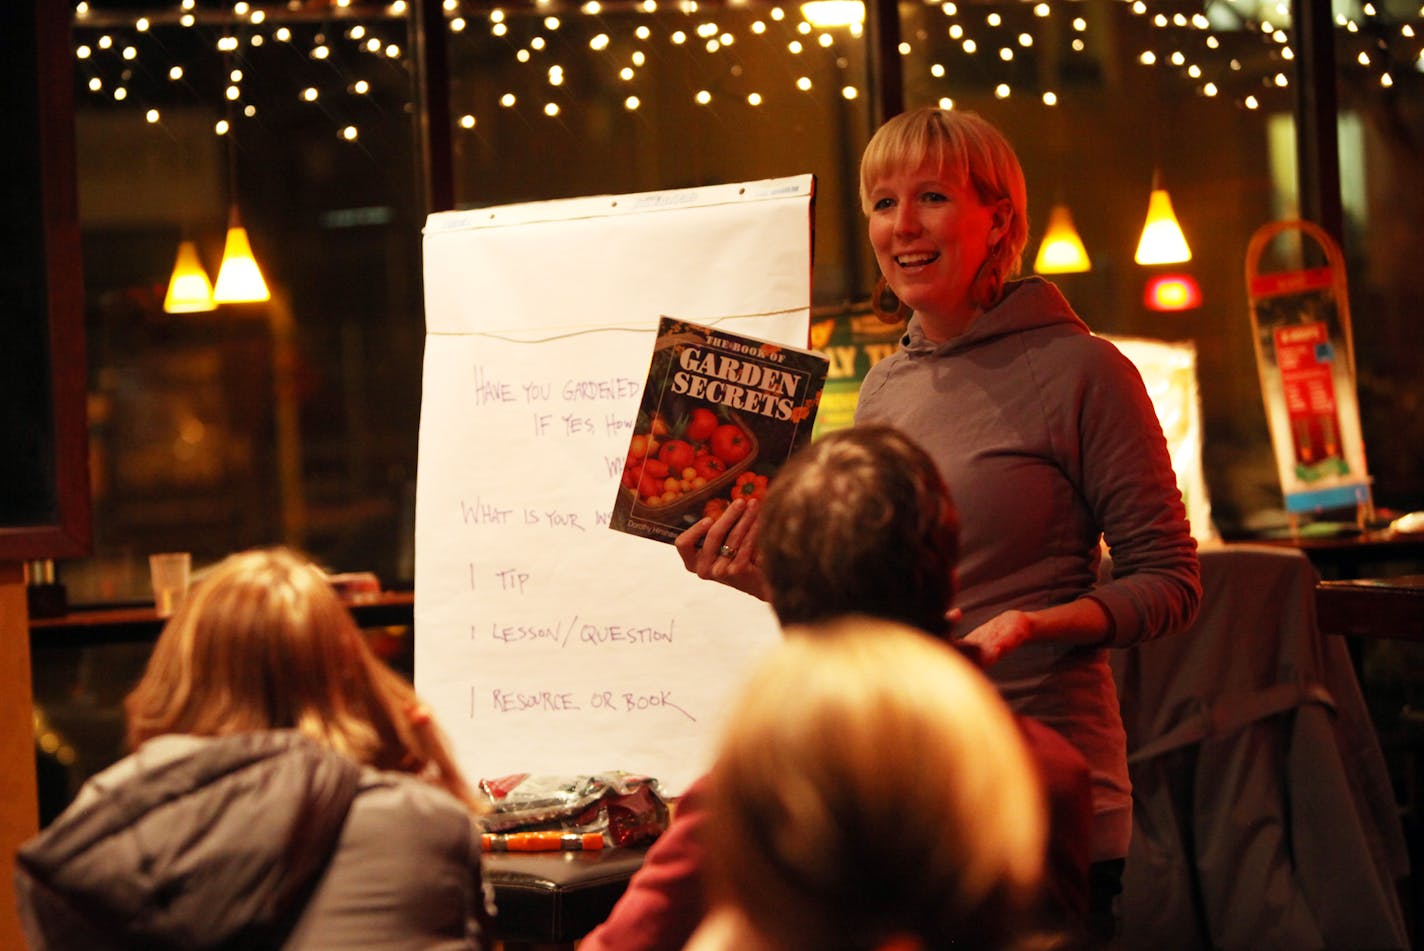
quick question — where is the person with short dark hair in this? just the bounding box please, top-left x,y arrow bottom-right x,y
586,426 -> 1093,951
756,424 -> 959,640
744,425 -> 1093,934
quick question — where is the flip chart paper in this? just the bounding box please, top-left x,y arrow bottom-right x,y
416,176 -> 814,796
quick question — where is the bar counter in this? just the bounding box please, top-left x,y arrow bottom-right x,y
28,590 -> 415,648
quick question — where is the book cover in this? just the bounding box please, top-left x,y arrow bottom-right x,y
610,316 -> 829,544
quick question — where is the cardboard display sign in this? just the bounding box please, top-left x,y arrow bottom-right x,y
1245,220 -> 1372,521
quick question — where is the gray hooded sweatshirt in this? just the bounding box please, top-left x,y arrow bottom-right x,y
856,276 -> 1202,861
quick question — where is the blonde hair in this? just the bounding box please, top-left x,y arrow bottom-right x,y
125,547 -> 479,810
705,618 -> 1046,951
859,107 -> 1029,306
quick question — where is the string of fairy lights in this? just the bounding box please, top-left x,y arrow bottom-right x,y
68,0 -> 1424,142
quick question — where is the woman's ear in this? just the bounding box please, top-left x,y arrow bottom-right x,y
987,199 -> 1013,247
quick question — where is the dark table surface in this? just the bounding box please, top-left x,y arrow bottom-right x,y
1316,574 -> 1424,641
483,844 -> 650,946
1227,525 -> 1424,578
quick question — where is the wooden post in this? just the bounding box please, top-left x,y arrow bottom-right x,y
0,562 -> 37,947
0,3 -> 95,942
412,0 -> 454,215
0,5 -> 91,941
863,0 -> 904,131
1290,0 -> 1344,251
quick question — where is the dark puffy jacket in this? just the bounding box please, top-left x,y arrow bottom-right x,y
15,731 -> 490,951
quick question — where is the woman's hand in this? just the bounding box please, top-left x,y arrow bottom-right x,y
674,497 -> 770,601
960,609 -> 1034,667
960,598 -> 1112,666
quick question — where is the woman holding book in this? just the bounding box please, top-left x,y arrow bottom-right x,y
677,106 -> 1201,943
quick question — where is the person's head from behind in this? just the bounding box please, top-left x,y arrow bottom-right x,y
757,425 -> 958,639
704,618 -> 1046,951
125,547 -> 471,802
859,107 -> 1029,314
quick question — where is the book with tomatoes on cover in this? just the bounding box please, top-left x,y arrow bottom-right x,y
610,316 -> 829,545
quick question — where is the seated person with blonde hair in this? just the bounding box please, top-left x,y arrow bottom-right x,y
16,547 -> 492,951
688,618 -> 1047,951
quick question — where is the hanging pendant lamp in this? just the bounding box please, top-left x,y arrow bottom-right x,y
1135,170 -> 1192,266
800,0 -> 864,27
163,239 -> 216,314
213,205 -> 271,303
1033,204 -> 1091,274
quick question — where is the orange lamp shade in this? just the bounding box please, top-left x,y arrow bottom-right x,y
1033,204 -> 1091,274
163,239 -> 216,314
213,218 -> 271,304
1135,188 -> 1193,266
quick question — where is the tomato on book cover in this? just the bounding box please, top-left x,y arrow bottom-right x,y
610,316 -> 829,544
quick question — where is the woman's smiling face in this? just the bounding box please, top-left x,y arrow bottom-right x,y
866,159 -> 1004,340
